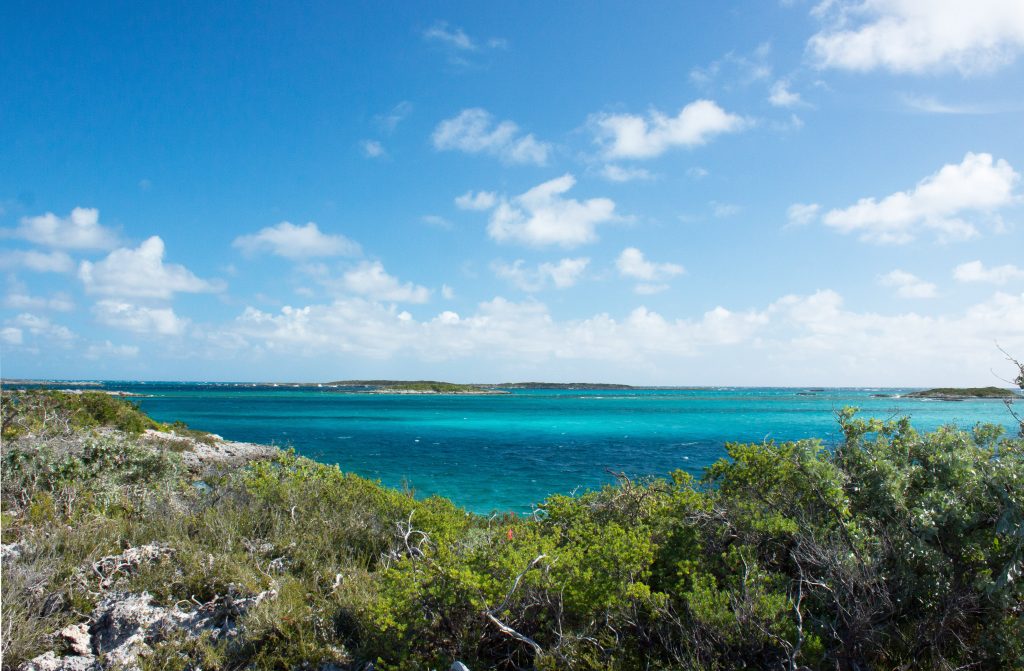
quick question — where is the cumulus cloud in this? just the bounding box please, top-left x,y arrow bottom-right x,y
809,0 -> 1024,75
224,289 -> 1024,385
93,300 -> 189,336
0,327 -> 22,345
600,165 -> 654,182
617,247 -> 685,294
8,312 -> 75,343
954,260 -> 1024,284
878,269 -> 938,298
8,207 -> 118,250
822,152 -> 1020,244
80,236 -> 222,299
0,249 -> 75,273
4,281 -> 74,311
768,80 -> 802,107
492,257 -> 590,291
455,190 -> 498,211
592,99 -> 747,159
230,296 -> 742,362
341,261 -> 431,303
233,222 -> 361,260
432,109 -> 551,165
616,247 -> 685,281
483,175 -> 618,248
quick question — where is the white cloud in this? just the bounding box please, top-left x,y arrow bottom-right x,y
687,167 -> 710,180
422,22 -> 506,65
0,327 -> 22,345
769,80 -> 802,107
361,140 -> 386,158
593,99 -> 747,159
822,152 -> 1020,244
80,236 -> 222,299
485,174 -> 618,248
432,109 -> 551,165
492,257 -> 590,291
4,282 -> 74,312
85,340 -> 140,359
601,165 -> 654,182
93,300 -> 189,336
233,222 -> 361,259
954,260 -> 1024,284
8,207 -> 118,250
878,269 -> 937,298
342,261 -> 431,303
441,284 -> 455,299
225,289 -> 1024,385
9,312 -> 75,343
809,0 -> 1024,75
455,190 -> 498,210
423,21 -> 477,51
786,202 -> 821,228
0,249 -> 75,273
616,247 -> 685,291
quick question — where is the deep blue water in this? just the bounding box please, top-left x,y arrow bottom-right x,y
17,382 -> 1021,513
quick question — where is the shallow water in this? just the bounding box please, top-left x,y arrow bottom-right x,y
26,383 -> 1022,513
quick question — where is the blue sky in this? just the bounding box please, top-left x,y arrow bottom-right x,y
2,1 -> 1023,385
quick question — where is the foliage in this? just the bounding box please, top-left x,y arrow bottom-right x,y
1,390 -> 162,440
905,386 -> 1020,399
2,392 -> 1022,670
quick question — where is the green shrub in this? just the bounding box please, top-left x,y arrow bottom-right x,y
1,399 -> 1021,670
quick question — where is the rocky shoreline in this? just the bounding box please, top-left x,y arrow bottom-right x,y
139,428 -> 279,471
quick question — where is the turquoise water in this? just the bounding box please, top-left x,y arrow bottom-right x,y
37,383 -> 1018,514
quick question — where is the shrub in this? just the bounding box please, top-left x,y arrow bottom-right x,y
1,395 -> 1021,670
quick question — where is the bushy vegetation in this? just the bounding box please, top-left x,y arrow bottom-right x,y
2,391 -> 1022,669
1,390 -> 163,440
906,386 -> 1019,398
385,381 -> 480,393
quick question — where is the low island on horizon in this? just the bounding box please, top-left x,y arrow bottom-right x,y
3,378 -> 1022,398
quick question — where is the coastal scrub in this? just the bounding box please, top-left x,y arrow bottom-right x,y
1,390 -> 1022,670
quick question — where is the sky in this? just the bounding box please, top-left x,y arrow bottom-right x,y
1,0 -> 1023,385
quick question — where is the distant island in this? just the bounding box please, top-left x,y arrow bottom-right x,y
325,380 -> 636,393
904,386 -> 1020,400
326,380 -> 501,394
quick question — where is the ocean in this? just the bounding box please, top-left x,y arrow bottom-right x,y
19,383 -> 1021,513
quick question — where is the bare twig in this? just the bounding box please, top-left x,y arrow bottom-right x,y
484,553 -> 548,658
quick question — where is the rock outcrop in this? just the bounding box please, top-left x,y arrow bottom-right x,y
20,589 -> 277,671
141,429 -> 278,470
